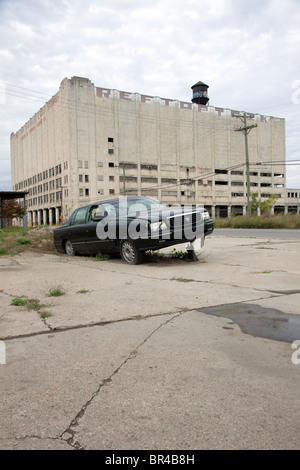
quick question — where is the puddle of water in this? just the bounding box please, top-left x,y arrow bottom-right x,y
199,303 -> 300,343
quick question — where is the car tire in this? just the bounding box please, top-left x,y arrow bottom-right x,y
64,239 -> 76,256
120,239 -> 144,265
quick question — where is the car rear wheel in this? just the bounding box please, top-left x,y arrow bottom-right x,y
120,239 -> 144,265
65,239 -> 76,256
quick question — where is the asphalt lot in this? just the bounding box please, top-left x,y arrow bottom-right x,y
1,230 -> 300,450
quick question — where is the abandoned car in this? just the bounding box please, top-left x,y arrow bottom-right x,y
53,196 -> 214,264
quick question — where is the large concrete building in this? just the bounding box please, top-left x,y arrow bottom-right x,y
10,76 -> 298,225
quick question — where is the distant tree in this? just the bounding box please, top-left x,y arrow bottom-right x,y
251,192 -> 279,215
250,192 -> 260,215
2,200 -> 25,222
260,194 -> 280,213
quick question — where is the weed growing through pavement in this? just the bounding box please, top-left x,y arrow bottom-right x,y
95,252 -> 111,261
11,296 -> 27,306
11,296 -> 52,319
47,285 -> 65,297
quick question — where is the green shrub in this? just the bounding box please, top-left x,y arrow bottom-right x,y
11,297 -> 27,306
47,285 -> 65,297
16,237 -> 31,245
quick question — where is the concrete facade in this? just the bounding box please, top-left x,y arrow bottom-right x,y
11,76 -> 294,225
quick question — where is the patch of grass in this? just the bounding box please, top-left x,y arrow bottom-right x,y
145,250 -> 164,258
11,296 -> 27,306
11,295 -> 52,319
172,277 -> 194,283
170,249 -> 189,260
76,289 -> 90,294
47,285 -> 65,297
39,310 -> 53,319
16,237 -> 31,245
26,299 -> 48,311
214,213 -> 300,229
0,226 -> 55,255
263,270 -> 272,274
95,252 -> 111,261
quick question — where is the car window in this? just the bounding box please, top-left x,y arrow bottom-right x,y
70,207 -> 87,226
88,205 -> 101,222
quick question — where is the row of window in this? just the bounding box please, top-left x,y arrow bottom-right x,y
15,164 -> 65,190
27,192 -> 62,207
215,169 -> 284,178
215,181 -> 284,187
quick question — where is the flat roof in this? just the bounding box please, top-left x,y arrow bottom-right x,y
0,191 -> 28,200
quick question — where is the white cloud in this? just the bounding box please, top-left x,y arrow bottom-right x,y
0,0 -> 300,189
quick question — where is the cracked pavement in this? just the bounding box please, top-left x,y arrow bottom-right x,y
1,230 -> 300,450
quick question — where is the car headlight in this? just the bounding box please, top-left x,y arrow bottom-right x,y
203,210 -> 210,220
150,221 -> 168,233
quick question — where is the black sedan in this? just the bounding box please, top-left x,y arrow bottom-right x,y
53,196 -> 214,264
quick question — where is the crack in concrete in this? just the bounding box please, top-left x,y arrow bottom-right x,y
59,311 -> 183,450
3,285 -> 297,342
0,310 -> 179,341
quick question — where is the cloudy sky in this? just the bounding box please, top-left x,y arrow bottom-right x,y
0,0 -> 300,189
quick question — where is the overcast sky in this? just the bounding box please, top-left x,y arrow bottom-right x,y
0,0 -> 300,190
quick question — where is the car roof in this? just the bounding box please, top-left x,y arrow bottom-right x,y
74,196 -> 158,211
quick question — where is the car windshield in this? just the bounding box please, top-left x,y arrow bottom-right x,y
89,197 -> 166,220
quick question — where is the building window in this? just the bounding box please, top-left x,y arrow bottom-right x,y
85,188 -> 89,196
109,189 -> 115,195
85,175 -> 89,182
109,176 -> 114,182
109,162 -> 114,168
79,175 -> 83,182
215,181 -> 228,185
108,137 -> 114,143
215,169 -> 228,174
84,161 -> 89,169
108,149 -> 114,155
141,164 -> 158,170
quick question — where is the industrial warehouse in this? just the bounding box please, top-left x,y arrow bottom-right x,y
10,76 -> 299,225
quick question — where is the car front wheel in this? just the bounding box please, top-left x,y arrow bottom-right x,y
65,239 -> 76,256
120,239 -> 144,265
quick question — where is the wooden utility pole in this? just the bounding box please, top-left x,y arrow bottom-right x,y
235,113 -> 258,217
